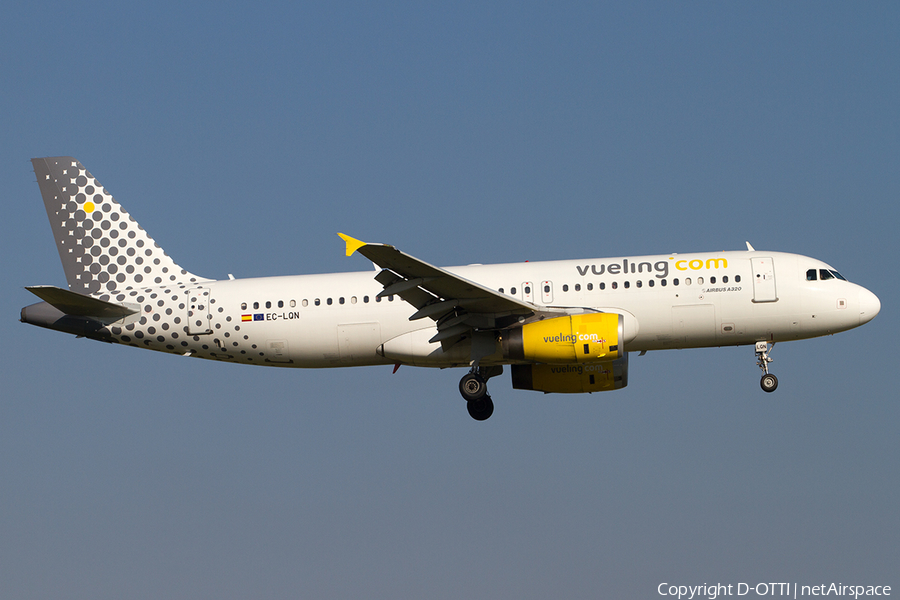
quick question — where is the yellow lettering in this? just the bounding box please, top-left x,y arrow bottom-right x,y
676,257 -> 728,271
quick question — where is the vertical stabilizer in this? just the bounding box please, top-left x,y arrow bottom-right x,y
32,157 -> 208,296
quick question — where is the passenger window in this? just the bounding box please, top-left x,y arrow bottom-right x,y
710,277 -> 716,284
697,277 -> 703,285
820,269 -> 835,281
241,302 -> 247,310
673,279 -> 679,286
388,295 -> 394,301
575,284 -> 581,291
511,287 -> 517,295
327,298 -> 333,305
364,296 -> 369,303
735,275 -> 741,283
302,299 -> 308,307
612,282 -> 618,289
290,300 -> 296,308
351,296 -> 357,304
685,278 -> 691,286
624,281 -> 630,289
253,301 -> 259,309
376,296 -> 382,303
499,288 -> 504,294
339,297 -> 345,304
599,282 -> 606,290
723,276 -> 728,284
524,286 -> 531,294
648,280 -> 654,287
314,298 -> 321,306
636,280 -> 642,288
562,284 -> 568,292
807,269 -> 817,281
586,283 -> 592,291
278,300 -> 284,308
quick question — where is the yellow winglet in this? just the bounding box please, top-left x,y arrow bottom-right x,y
337,233 -> 367,257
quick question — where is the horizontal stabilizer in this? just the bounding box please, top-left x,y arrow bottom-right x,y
25,286 -> 138,319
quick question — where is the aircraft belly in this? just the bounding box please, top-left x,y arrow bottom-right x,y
380,327 -> 473,367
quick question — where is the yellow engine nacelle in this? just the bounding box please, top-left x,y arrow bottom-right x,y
510,354 -> 628,393
502,312 -> 624,364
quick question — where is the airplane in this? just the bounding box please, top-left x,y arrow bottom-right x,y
21,157 -> 881,420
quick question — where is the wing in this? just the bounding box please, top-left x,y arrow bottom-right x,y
338,234 -> 542,347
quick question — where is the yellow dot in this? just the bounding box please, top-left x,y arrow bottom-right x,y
84,201 -> 95,213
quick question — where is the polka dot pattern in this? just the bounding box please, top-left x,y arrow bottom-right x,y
32,157 -> 208,296
31,157 -> 283,366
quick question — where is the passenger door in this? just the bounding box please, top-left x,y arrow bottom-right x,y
186,287 -> 212,334
751,257 -> 778,303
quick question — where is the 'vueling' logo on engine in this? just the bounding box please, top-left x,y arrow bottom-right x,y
543,332 -> 605,344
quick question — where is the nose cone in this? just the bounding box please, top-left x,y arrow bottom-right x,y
858,288 -> 881,325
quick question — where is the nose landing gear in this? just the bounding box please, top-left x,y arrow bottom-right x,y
755,341 -> 778,392
459,366 -> 502,420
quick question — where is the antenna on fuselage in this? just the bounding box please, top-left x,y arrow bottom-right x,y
745,241 -> 756,251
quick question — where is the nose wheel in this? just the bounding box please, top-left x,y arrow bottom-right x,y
760,373 -> 778,392
755,341 -> 778,393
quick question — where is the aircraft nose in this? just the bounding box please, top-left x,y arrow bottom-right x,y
858,287 -> 881,325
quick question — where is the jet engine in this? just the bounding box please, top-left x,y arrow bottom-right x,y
504,312 -> 628,393
502,312 -> 624,364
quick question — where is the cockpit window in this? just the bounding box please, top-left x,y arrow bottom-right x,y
815,268 -> 848,281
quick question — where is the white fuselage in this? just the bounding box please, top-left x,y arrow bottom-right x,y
107,250 -> 875,369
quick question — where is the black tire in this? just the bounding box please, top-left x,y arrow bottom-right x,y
459,373 -> 487,401
467,396 -> 494,421
760,373 -> 778,393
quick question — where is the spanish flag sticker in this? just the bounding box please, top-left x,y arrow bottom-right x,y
241,314 -> 252,322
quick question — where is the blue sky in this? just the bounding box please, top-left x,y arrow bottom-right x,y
2,2 -> 898,598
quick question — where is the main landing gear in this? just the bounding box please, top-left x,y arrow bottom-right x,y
755,341 -> 778,393
459,366 -> 502,421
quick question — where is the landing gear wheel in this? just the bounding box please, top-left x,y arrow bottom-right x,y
459,373 -> 487,401
754,342 -> 778,393
467,395 -> 494,421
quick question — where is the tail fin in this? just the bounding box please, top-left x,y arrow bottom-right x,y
32,157 -> 208,296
